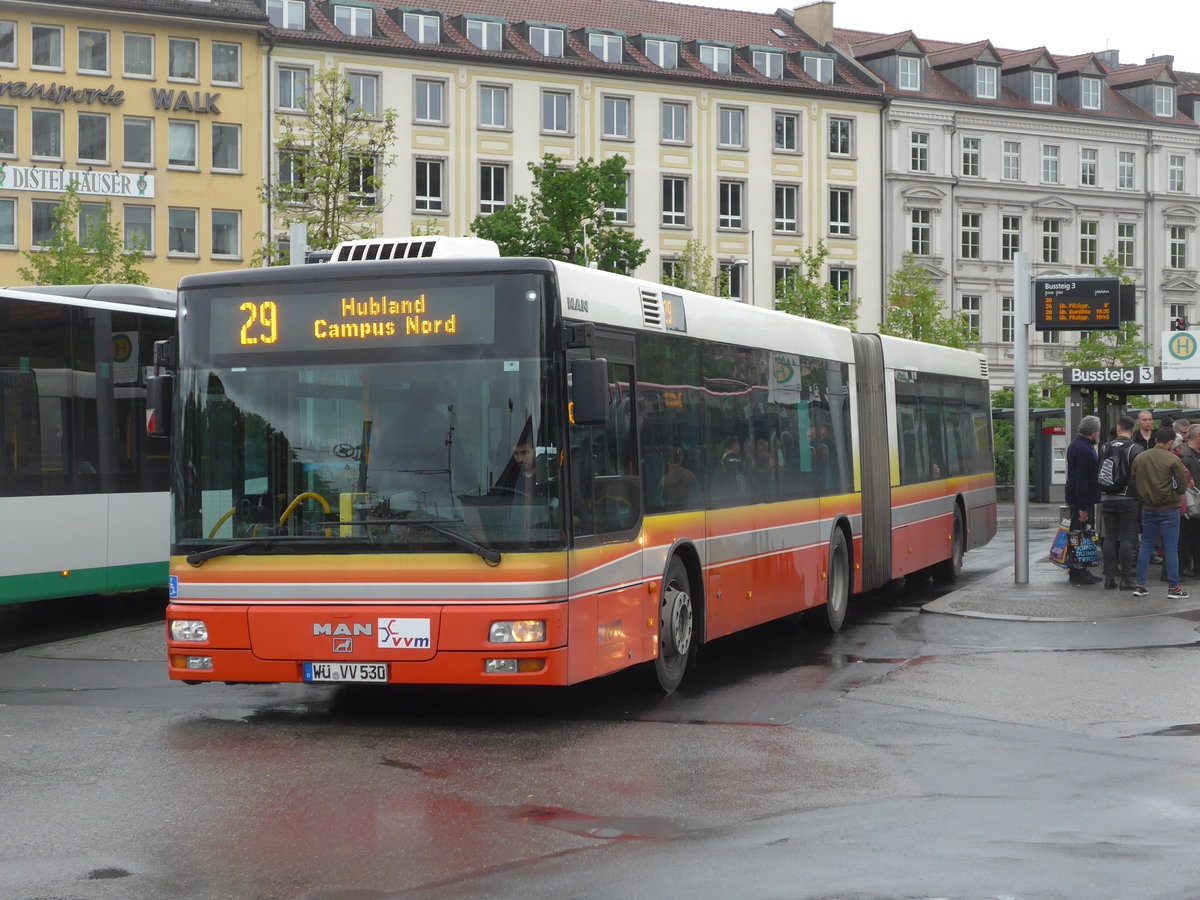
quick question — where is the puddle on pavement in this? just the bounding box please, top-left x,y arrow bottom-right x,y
1141,723 -> 1200,736
513,804 -> 682,840
87,867 -> 131,880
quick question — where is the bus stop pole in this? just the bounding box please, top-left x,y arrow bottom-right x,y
1013,252 -> 1031,584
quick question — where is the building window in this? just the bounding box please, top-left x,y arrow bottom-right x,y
607,172 -> 630,224
829,117 -> 853,156
1032,71 -> 1054,104
589,33 -> 622,63
700,45 -> 731,74
753,50 -> 783,79
804,56 -> 833,84
479,85 -> 508,128
720,262 -> 745,301
1170,225 -> 1188,269
662,102 -> 687,143
277,66 -> 307,111
212,42 -> 240,85
1117,222 -> 1136,268
662,258 -> 681,284
960,212 -> 981,259
773,264 -> 798,303
168,207 -> 198,255
31,108 -> 62,159
542,90 -> 570,134
31,24 -> 62,70
1079,220 -> 1098,266
348,72 -> 377,117
1170,303 -> 1189,324
1001,215 -> 1021,261
415,78 -> 444,123
1081,76 -> 1101,110
975,65 -> 997,99
719,107 -> 744,148
78,202 -> 107,245
466,20 -> 501,51
645,39 -> 677,69
1041,145 -> 1059,183
1169,154 -> 1185,193
267,0 -> 305,29
1001,296 -> 1015,343
0,22 -> 13,67
910,131 -> 929,172
773,184 -> 799,233
212,122 -> 240,172
829,267 -> 853,300
829,187 -> 852,236
333,5 -> 372,36
910,208 -> 931,255
167,120 -> 197,167
1042,330 -> 1060,345
31,199 -> 60,246
168,37 -> 197,80
0,106 -> 14,155
603,96 -> 630,139
349,154 -> 377,206
123,116 -> 152,165
1042,219 -> 1060,263
77,112 -> 107,163
415,158 -> 444,212
479,163 -> 507,214
212,210 -> 240,258
123,204 -> 152,253
897,55 -> 921,90
529,26 -> 562,58
403,13 -> 439,45
719,180 -> 743,229
960,295 -> 981,335
78,29 -> 109,74
1118,151 -> 1135,189
124,33 -> 153,78
774,112 -> 799,153
662,176 -> 687,226
1080,147 -> 1097,187
1002,141 -> 1020,180
961,137 -> 980,176
1155,85 -> 1175,117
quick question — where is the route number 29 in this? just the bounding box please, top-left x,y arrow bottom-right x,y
239,300 -> 279,345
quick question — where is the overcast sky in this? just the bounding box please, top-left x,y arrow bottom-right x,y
686,0 -> 1199,73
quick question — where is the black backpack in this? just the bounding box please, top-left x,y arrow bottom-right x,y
1098,440 -> 1134,494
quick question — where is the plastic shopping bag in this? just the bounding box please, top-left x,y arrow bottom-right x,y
1048,518 -> 1071,569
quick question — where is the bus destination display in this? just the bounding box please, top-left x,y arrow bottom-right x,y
1034,276 -> 1120,331
209,286 -> 496,352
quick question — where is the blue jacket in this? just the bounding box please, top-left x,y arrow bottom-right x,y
1065,433 -> 1100,508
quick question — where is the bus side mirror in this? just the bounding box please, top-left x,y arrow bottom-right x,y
570,358 -> 608,427
146,373 -> 173,437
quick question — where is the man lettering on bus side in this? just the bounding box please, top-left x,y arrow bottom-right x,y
1131,427 -> 1190,599
1064,415 -> 1102,585
1098,416 -> 1143,591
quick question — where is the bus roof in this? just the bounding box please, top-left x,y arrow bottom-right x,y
0,284 -> 177,316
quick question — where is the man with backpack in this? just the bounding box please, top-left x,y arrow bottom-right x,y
1099,416 -> 1143,590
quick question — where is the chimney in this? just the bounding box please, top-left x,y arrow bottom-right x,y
1096,49 -> 1119,67
1146,54 -> 1174,66
793,1 -> 834,47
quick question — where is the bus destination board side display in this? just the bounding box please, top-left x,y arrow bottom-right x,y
1034,276 -> 1121,331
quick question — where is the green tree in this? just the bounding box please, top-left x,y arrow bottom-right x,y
17,184 -> 148,285
660,237 -> 729,296
774,240 -> 860,329
879,253 -> 976,348
470,154 -> 647,274
256,68 -> 399,263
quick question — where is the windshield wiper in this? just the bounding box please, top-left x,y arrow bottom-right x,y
184,534 -> 339,566
351,517 -> 502,565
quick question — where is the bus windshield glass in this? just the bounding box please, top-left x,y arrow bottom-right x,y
174,271 -> 565,555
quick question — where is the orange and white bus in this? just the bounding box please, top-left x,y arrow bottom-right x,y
157,236 -> 995,692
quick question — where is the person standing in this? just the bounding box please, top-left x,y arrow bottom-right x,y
1064,415 -> 1102,585
1133,409 -> 1156,451
1131,427 -> 1190,599
1173,418 -> 1191,451
1178,425 -> 1200,578
1098,416 -> 1143,590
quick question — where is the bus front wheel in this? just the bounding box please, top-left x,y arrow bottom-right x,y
805,528 -> 849,633
932,507 -> 965,584
655,558 -> 694,693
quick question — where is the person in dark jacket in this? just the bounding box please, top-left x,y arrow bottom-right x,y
1131,427 -> 1190,599
1064,415 -> 1102,584
1098,416 -> 1143,590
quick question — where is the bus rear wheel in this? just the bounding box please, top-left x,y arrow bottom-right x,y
655,558 -> 694,693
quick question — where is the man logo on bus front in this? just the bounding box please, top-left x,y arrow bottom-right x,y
333,638 -> 353,653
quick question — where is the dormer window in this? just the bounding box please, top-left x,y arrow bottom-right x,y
333,5 -> 372,37
975,64 -> 997,99
897,55 -> 921,91
645,39 -> 678,69
467,19 -> 501,51
804,55 -> 833,84
700,45 -> 731,75
1155,84 -> 1175,116
403,12 -> 439,45
268,0 -> 305,30
529,25 -> 563,58
753,50 -> 783,79
1080,76 -> 1101,110
1032,70 -> 1054,104
589,33 -> 622,63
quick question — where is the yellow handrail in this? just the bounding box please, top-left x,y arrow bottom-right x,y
207,507 -> 236,539
279,491 -> 331,525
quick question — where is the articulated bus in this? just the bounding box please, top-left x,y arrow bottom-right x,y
158,237 -> 995,691
0,284 -> 176,603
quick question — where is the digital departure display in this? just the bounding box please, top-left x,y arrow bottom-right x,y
209,286 -> 497,353
1034,277 -> 1121,331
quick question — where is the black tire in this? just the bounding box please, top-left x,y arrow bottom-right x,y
654,557 -> 694,693
805,528 -> 850,633
932,507 -> 965,584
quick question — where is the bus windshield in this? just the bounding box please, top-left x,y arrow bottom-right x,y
174,270 -> 565,555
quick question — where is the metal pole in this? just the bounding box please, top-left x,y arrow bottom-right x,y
1013,252 -> 1031,584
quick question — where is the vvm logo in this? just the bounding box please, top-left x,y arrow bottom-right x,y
773,358 -> 795,384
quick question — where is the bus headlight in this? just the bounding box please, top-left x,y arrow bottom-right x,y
489,620 -> 545,643
170,619 -> 209,642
